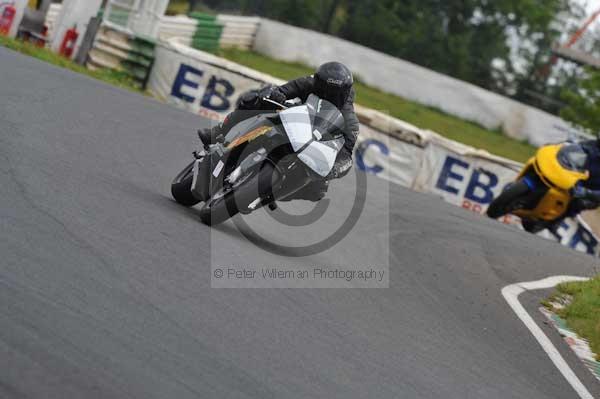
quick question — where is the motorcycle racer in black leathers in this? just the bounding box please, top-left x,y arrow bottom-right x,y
198,62 -> 359,202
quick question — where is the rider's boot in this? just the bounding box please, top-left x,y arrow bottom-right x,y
521,219 -> 549,234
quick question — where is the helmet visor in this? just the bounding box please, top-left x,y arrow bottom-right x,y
315,78 -> 350,109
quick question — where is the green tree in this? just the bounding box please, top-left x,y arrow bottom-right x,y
336,0 -> 578,98
561,69 -> 600,135
195,0 -> 586,114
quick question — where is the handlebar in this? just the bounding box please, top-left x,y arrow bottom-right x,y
261,97 -> 288,110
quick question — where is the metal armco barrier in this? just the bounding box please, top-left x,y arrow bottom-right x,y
156,14 -> 196,45
216,14 -> 260,50
188,12 -> 222,53
87,25 -> 155,89
46,6 -> 261,51
157,14 -> 260,51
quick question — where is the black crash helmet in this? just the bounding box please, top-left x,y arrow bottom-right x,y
313,62 -> 353,109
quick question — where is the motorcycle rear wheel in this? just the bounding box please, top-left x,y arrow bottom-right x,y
486,180 -> 530,219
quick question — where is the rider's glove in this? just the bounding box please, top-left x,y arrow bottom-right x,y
327,150 -> 353,180
570,184 -> 589,199
270,90 -> 286,105
259,85 -> 286,105
237,90 -> 261,110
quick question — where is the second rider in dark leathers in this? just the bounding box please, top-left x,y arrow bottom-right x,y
567,139 -> 600,213
198,62 -> 359,202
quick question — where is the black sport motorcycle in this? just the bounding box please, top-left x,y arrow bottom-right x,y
171,94 -> 345,225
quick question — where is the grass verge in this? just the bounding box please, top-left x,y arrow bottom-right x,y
0,35 -> 141,93
219,48 -> 536,163
545,276 -> 600,360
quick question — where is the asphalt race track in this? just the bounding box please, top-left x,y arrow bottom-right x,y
2,47 -> 600,398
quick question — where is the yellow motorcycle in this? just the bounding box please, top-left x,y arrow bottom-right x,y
486,143 -> 589,232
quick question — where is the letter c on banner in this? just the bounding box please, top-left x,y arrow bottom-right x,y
356,139 -> 389,174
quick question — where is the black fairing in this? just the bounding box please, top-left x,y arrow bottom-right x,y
200,94 -> 345,202
519,166 -> 550,210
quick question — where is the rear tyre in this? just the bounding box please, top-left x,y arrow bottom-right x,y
521,219 -> 550,234
199,162 -> 278,226
171,161 -> 201,207
486,180 -> 530,219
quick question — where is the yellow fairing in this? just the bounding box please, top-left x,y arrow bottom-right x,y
513,188 -> 571,221
513,144 -> 589,222
534,145 -> 588,190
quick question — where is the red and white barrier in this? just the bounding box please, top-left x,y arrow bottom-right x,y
0,0 -> 28,38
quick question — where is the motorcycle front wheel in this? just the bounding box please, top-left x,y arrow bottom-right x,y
486,180 -> 530,219
171,161 -> 202,207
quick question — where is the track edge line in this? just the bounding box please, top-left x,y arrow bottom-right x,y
501,275 -> 594,399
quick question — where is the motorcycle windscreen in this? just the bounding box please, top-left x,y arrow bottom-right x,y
557,144 -> 588,172
305,94 -> 345,140
279,105 -> 312,152
298,138 -> 344,177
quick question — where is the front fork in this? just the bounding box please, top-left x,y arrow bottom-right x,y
192,143 -> 277,203
190,148 -> 210,201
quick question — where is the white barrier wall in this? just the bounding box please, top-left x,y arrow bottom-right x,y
148,39 -> 600,256
149,38 -> 285,121
253,19 -> 589,147
50,0 -> 102,57
44,3 -> 61,41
